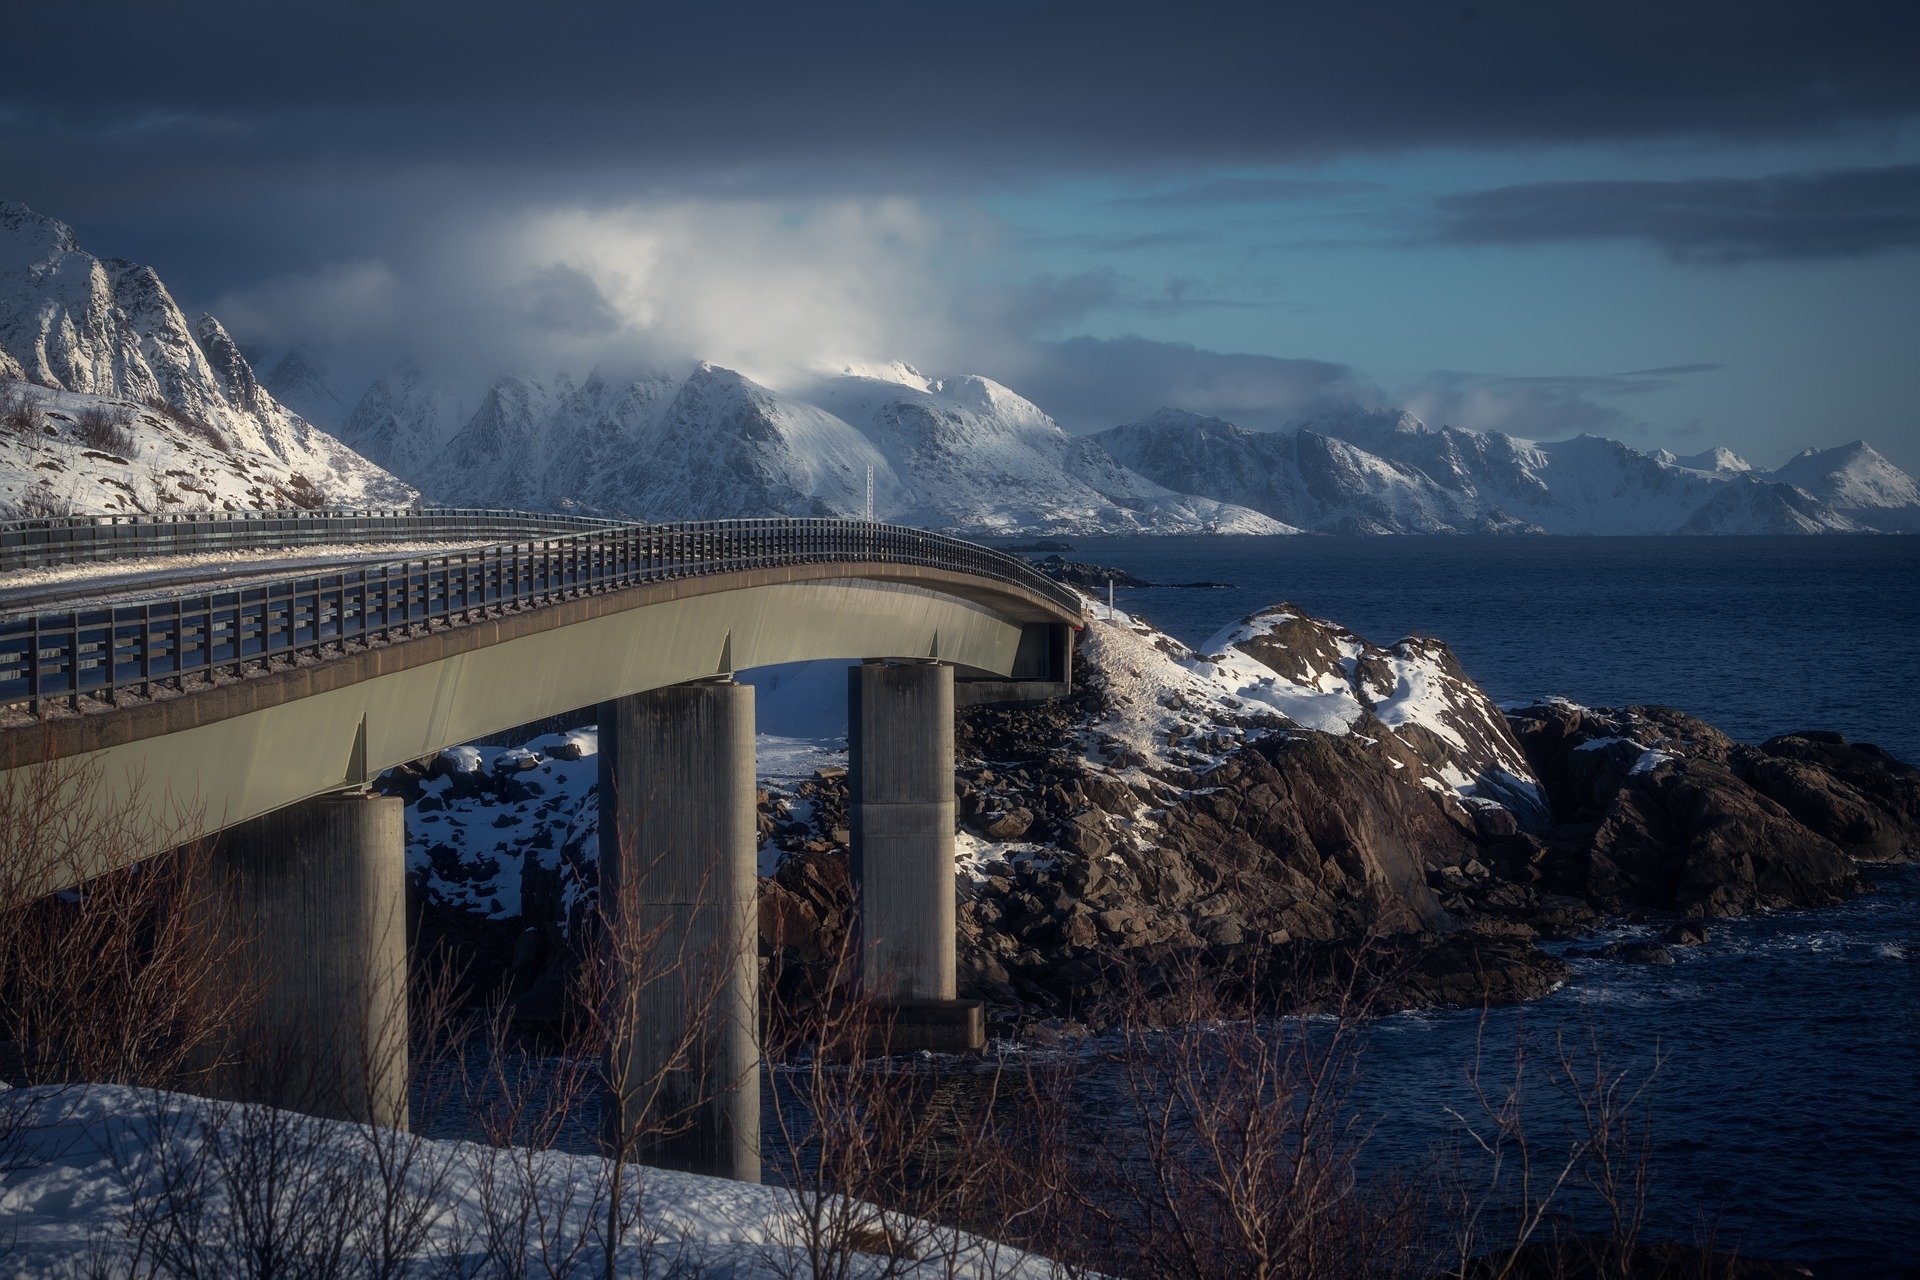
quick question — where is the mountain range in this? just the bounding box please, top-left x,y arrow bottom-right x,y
4,200 -> 1917,535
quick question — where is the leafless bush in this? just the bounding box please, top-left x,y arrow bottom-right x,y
757,936 -> 1036,1280
1436,1019 -> 1670,1280
281,472 -> 327,509
105,937 -> 471,1278
443,835 -> 748,1278
144,395 -> 230,453
71,403 -> 137,456
6,487 -> 73,520
0,761 -> 254,1093
964,954 -> 1420,1280
1,379 -> 37,435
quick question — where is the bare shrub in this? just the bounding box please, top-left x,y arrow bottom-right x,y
280,472 -> 327,509
757,936 -> 1034,1280
6,487 -> 73,520
0,762 -> 257,1273
0,761 -> 255,1093
71,403 -> 137,456
1437,1019 -> 1669,1280
144,395 -> 230,453
1,379 -> 37,435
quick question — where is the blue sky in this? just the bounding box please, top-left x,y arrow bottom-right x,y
6,1 -> 1917,470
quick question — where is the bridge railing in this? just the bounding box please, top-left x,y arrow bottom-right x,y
0,507 -> 624,573
0,516 -> 1081,717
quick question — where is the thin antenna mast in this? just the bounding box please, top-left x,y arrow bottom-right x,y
864,465 -> 874,521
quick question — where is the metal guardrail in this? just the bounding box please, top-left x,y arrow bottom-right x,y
0,515 -> 1082,717
0,507 -> 623,573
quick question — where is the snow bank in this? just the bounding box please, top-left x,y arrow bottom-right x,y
0,1085 -> 1051,1278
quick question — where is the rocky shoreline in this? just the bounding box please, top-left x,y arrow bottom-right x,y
385,593 -> 1920,1032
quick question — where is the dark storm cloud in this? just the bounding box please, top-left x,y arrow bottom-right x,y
8,0 -> 1919,213
1431,165 -> 1920,262
1006,336 -> 1370,432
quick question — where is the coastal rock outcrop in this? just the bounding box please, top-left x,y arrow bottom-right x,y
1507,701 -> 1916,917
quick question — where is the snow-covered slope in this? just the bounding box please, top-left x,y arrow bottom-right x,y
0,203 -> 413,516
0,382 -> 391,516
1666,445 -> 1754,474
1095,404 -> 1919,535
1079,600 -> 1545,827
1771,441 -> 1920,532
315,358 -> 1288,534
1679,474 -> 1864,534
805,370 -> 1289,534
1095,408 -> 1526,534
0,1084 -> 1053,1278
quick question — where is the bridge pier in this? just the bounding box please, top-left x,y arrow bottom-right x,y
208,790 -> 408,1128
598,679 -> 761,1183
849,660 -> 984,1052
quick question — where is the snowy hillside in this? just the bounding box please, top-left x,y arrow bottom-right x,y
1095,405 -> 1919,535
1094,408 -> 1526,534
0,1084 -> 1054,1278
0,202 -> 413,516
1772,440 -> 1920,532
287,355 -> 1289,535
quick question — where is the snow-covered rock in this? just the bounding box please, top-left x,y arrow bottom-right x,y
1078,600 -> 1545,827
0,202 -> 414,516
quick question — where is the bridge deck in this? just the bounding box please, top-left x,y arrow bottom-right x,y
0,511 -> 1082,879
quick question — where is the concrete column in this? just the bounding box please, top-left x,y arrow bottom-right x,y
850,660 -> 983,1051
210,790 -> 408,1128
598,679 -> 760,1183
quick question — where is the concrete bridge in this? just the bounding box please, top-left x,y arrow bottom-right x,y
0,509 -> 1082,1181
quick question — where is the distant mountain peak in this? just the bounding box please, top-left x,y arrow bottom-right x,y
1671,445 -> 1754,474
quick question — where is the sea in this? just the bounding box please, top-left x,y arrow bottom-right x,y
436,537 -> 1918,1275
1019,535 -> 1920,1276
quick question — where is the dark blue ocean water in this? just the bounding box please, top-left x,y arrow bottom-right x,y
1033,536 -> 1920,1276
1046,535 -> 1920,764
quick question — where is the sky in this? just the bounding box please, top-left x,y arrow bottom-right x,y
5,0 -> 1919,471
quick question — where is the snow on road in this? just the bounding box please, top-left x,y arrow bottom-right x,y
0,540 -> 498,614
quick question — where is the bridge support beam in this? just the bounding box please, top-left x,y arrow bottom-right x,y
598,679 -> 761,1183
849,660 -> 984,1052
209,790 -> 408,1128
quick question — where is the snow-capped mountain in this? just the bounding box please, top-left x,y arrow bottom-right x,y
1772,441 -> 1920,532
294,358 -> 1289,535
0,202 -> 414,516
1091,408 -> 1529,535
11,196 -> 1904,536
1095,405 -> 1918,535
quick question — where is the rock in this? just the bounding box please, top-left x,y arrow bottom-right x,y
1375,934 -> 1568,1010
1744,731 -> 1920,857
1058,811 -> 1114,860
1583,758 -> 1863,916
1607,941 -> 1675,966
981,807 -> 1035,840
1662,920 -> 1710,946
